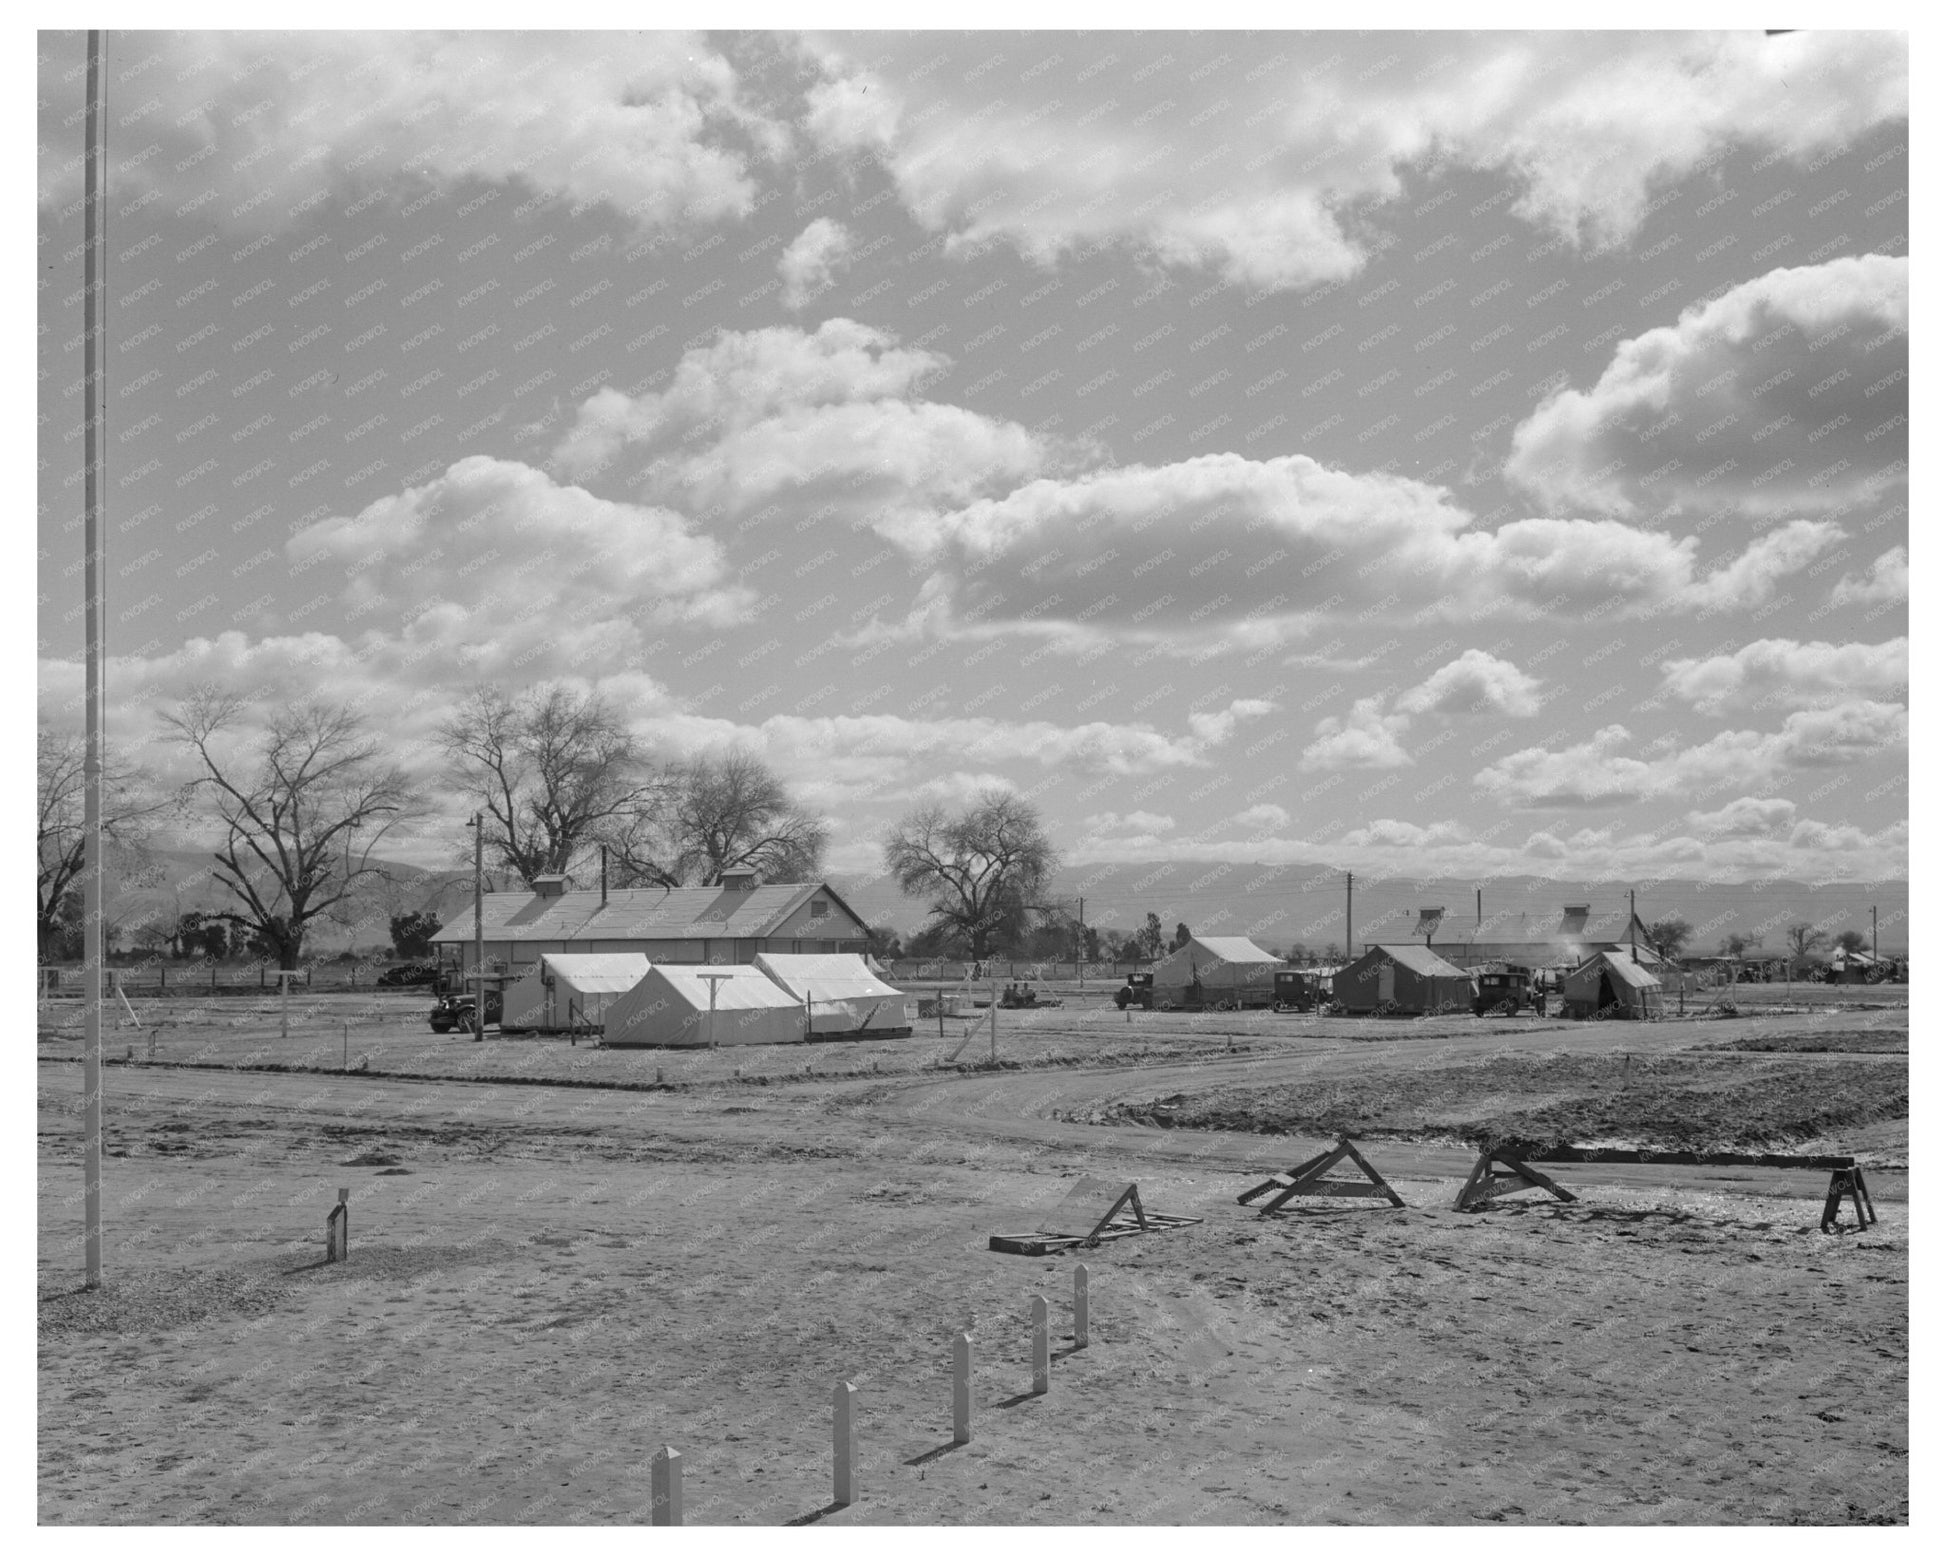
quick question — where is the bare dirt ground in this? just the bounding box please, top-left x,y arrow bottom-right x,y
39,999 -> 1907,1525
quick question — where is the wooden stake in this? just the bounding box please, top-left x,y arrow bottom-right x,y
1074,1263 -> 1090,1349
326,1188 -> 349,1262
651,1445 -> 682,1526
832,1381 -> 857,1506
952,1333 -> 971,1444
1030,1295 -> 1049,1394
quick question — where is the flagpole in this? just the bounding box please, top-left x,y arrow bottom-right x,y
81,27 -> 110,1288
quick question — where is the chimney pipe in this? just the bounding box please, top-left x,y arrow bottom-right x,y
601,845 -> 608,906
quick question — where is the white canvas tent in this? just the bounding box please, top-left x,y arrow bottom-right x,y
501,953 -> 650,1034
1562,950 -> 1665,1020
603,963 -> 806,1047
1148,935 -> 1283,997
754,953 -> 914,1038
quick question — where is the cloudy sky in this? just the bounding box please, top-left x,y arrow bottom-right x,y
36,26 -> 1909,892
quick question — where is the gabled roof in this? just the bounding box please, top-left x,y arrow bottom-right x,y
1363,943 -> 1472,978
648,963 -> 803,1013
433,881 -> 867,946
1573,949 -> 1663,989
530,953 -> 651,994
1182,935 -> 1284,964
754,953 -> 903,1003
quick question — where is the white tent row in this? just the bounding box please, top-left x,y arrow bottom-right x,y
504,951 -> 915,1046
754,953 -> 914,1038
501,954 -> 651,1033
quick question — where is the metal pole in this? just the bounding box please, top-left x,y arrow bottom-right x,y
1345,872 -> 1353,963
81,28 -> 109,1290
1872,905 -> 1878,962
1076,895 -> 1084,990
471,811 -> 484,1041
1629,890 -> 1637,964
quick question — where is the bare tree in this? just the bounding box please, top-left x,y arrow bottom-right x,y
36,722 -> 170,959
162,691 -> 424,969
883,791 -> 1059,958
438,684 -> 665,887
653,751 -> 830,886
1785,922 -> 1831,968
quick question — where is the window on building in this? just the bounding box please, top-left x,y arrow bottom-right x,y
810,900 -> 828,918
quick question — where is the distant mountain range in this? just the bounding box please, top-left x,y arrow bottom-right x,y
119,847 -> 1907,958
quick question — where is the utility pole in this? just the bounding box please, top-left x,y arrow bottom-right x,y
81,28 -> 109,1289
1871,905 -> 1878,962
1345,872 -> 1353,963
467,812 -> 485,1040
1076,895 -> 1085,989
1629,889 -> 1638,964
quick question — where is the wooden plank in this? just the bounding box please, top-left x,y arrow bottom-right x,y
1264,1179 -> 1396,1200
1238,1150 -> 1334,1204
1260,1142 -> 1352,1213
1338,1139 -> 1410,1208
1501,1145 -> 1856,1170
1453,1149 -> 1495,1211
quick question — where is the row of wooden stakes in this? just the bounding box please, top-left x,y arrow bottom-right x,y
648,1263 -> 1092,1526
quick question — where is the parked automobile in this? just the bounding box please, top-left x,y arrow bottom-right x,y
377,962 -> 442,988
1473,966 -> 1532,1016
428,988 -> 502,1033
1113,972 -> 1154,1010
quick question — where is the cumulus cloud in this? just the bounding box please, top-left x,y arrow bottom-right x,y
1232,804 -> 1290,832
1830,546 -> 1908,607
891,452 -> 1840,637
1506,256 -> 1909,518
1301,697 -> 1412,772
285,456 -> 752,653
1659,637 -> 1907,716
1687,796 -> 1798,839
778,218 -> 855,309
551,318 -> 1058,521
799,32 -> 1905,292
1476,700 -> 1908,807
1396,651 -> 1542,718
39,32 -> 783,231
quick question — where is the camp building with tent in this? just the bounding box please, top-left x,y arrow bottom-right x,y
1561,950 -> 1665,1020
501,953 -> 650,1035
1332,944 -> 1475,1015
1147,935 -> 1284,1007
432,868 -> 873,988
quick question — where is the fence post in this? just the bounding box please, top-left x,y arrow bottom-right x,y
326,1188 -> 349,1262
1074,1263 -> 1090,1349
832,1380 -> 857,1507
651,1445 -> 682,1526
1030,1295 -> 1049,1394
953,1332 -> 972,1444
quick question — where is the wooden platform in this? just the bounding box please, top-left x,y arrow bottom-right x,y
989,1176 -> 1202,1255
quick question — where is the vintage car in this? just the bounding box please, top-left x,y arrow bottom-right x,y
428,988 -> 503,1033
1473,964 -> 1533,1016
1112,972 -> 1155,1010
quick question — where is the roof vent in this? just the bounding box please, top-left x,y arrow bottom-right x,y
532,874 -> 570,898
715,867 -> 761,892
1558,904 -> 1591,937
